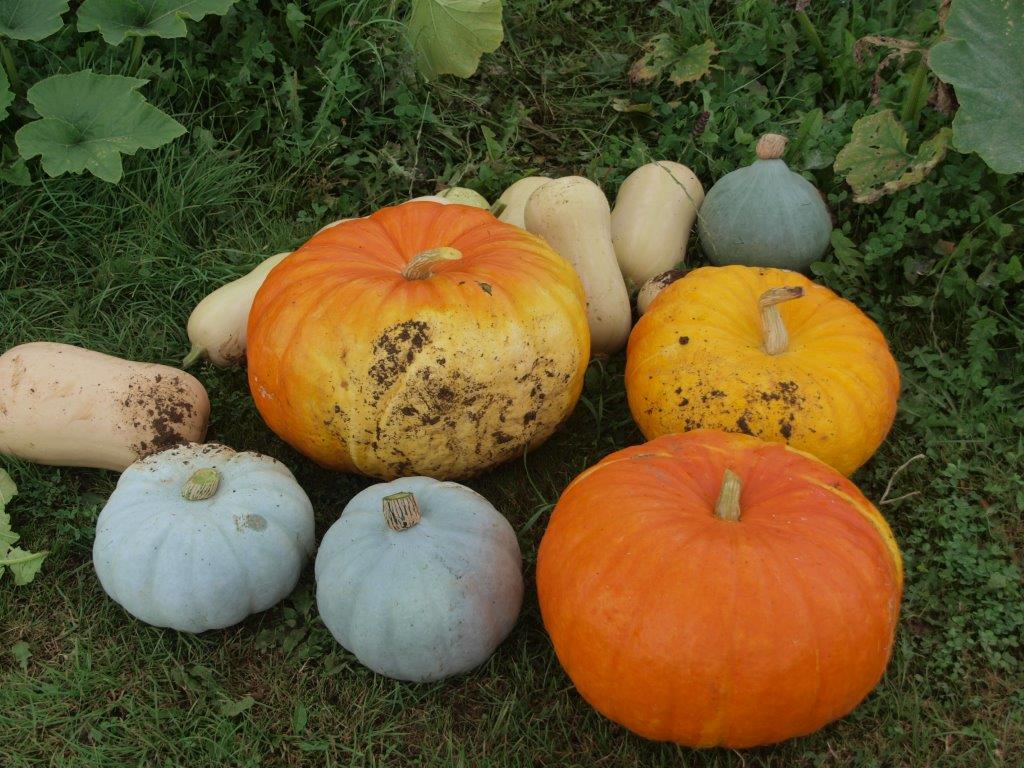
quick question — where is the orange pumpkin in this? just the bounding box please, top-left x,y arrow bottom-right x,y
537,430 -> 903,748
247,201 -> 589,479
626,265 -> 900,475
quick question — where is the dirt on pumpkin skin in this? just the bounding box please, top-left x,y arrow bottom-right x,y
124,373 -> 200,458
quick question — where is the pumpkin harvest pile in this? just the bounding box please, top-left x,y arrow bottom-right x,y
2,137 -> 911,751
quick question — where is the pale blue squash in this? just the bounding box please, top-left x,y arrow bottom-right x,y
698,134 -> 832,271
315,476 -> 523,682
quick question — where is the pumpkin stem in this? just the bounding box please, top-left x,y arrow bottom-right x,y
714,469 -> 743,522
756,133 -> 788,161
759,286 -> 804,355
382,491 -> 422,531
402,247 -> 463,280
182,468 -> 220,501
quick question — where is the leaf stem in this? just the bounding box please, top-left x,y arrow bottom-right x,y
1,40 -> 21,93
794,11 -> 829,73
901,55 -> 929,129
128,36 -> 145,75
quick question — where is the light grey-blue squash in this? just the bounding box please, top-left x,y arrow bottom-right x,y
698,134 -> 832,271
315,476 -> 523,682
93,443 -> 315,633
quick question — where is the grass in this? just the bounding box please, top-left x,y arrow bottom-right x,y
1,0 -> 1023,765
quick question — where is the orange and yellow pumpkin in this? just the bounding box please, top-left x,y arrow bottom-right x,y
626,265 -> 900,475
247,201 -> 590,479
537,429 -> 903,748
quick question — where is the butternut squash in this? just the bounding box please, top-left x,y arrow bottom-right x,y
183,252 -> 291,368
494,176 -> 551,228
525,177 -> 632,355
410,189 -> 489,208
611,161 -> 704,288
0,343 -> 210,471
636,269 -> 686,315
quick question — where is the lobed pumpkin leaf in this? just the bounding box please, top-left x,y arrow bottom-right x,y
15,71 -> 186,183
629,36 -> 718,85
0,0 -> 68,41
0,469 -> 46,587
928,0 -> 1024,175
77,0 -> 237,45
405,0 -> 504,81
0,66 -> 12,121
834,110 -> 951,204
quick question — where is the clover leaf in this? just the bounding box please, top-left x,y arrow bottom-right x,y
834,110 -> 951,203
929,0 -> 1024,175
405,0 -> 504,80
77,0 -> 237,45
0,0 -> 68,41
15,71 -> 186,183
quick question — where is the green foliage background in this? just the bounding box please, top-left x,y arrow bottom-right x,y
1,1 -> 1022,765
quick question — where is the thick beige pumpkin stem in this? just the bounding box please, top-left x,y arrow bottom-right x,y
714,469 -> 743,522
182,468 -> 220,501
382,491 -> 422,531
402,247 -> 463,280
756,133 -> 788,160
759,286 -> 804,355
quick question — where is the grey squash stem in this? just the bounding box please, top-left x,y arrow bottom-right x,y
402,247 -> 462,280
714,469 -> 743,522
759,286 -> 804,355
182,468 -> 220,501
383,491 -> 422,531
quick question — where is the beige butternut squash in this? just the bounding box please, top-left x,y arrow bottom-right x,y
183,252 -> 291,368
525,177 -> 632,355
636,269 -> 686,315
611,161 -> 704,287
494,176 -> 551,228
0,343 -> 210,471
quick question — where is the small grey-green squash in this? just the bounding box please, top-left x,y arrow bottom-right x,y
315,476 -> 523,682
697,134 -> 832,272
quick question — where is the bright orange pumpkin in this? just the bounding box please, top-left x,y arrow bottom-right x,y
626,265 -> 900,475
247,201 -> 589,480
537,430 -> 903,748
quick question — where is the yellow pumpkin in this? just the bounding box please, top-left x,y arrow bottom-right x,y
626,266 -> 900,475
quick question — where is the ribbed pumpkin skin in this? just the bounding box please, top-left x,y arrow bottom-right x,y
626,266 -> 900,475
537,430 -> 904,748
247,201 -> 589,480
697,158 -> 832,271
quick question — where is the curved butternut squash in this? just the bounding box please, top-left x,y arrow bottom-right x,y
525,177 -> 632,355
183,252 -> 291,368
611,161 -> 704,287
494,176 -> 551,228
0,343 -> 210,471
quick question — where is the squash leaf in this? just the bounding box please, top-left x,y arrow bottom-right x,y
834,110 -> 951,204
405,0 -> 504,81
629,36 -> 718,86
0,0 -> 68,41
15,71 -> 186,183
0,66 -> 12,121
77,0 -> 237,45
1,469 -> 47,587
929,0 -> 1024,175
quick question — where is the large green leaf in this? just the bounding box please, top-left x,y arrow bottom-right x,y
929,0 -> 1024,174
405,0 -> 504,80
629,36 -> 718,86
0,0 -> 68,41
0,66 -> 12,120
834,110 -> 951,203
15,71 -> 186,183
77,0 -> 237,45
